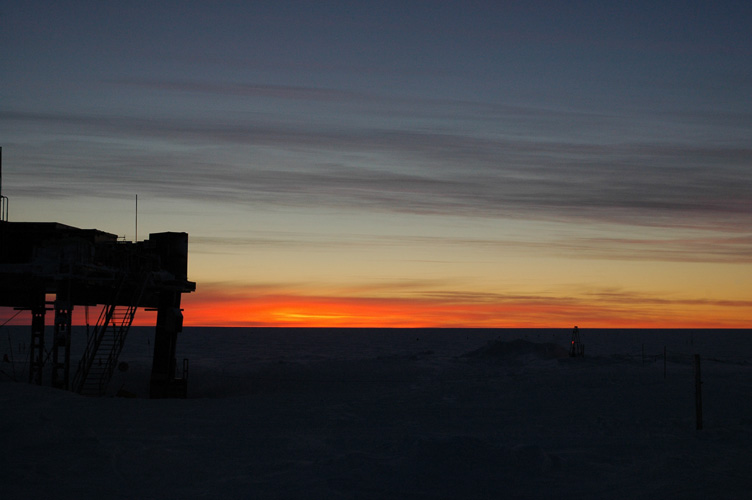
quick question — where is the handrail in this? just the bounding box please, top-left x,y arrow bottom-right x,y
72,270 -> 151,395
71,274 -> 125,393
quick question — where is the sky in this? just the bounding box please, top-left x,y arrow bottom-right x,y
1,1 -> 751,328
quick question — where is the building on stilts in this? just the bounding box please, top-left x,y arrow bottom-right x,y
0,148 -> 195,397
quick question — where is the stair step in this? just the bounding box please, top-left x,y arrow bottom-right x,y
74,276 -> 148,396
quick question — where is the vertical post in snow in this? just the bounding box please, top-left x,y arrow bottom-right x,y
663,346 -> 666,379
694,354 -> 702,430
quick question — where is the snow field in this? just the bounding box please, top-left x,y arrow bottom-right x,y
2,328 -> 752,499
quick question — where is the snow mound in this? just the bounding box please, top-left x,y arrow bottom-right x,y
462,338 -> 569,362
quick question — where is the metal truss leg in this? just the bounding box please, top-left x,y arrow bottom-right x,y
29,304 -> 45,385
51,298 -> 72,390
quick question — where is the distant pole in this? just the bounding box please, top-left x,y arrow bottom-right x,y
135,194 -> 138,242
663,346 -> 666,379
694,354 -> 703,430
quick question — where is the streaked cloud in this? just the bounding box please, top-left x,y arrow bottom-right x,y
190,230 -> 752,264
107,78 -> 362,102
3,105 -> 750,232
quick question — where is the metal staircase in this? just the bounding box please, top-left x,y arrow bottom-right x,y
72,272 -> 150,396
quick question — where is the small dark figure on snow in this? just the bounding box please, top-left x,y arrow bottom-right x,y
570,326 -> 584,357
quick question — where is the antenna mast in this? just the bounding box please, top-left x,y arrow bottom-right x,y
1,147 -> 8,221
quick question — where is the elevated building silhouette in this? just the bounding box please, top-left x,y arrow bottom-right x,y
0,148 -> 196,397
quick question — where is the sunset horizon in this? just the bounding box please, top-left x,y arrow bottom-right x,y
2,2 -> 750,331
2,285 -> 748,329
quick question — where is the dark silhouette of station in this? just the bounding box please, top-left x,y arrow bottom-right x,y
0,149 -> 195,398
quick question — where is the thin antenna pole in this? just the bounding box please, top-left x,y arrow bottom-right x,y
135,194 -> 138,242
0,146 -> 7,222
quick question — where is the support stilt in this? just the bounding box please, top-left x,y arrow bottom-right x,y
29,302 -> 45,385
149,291 -> 185,398
51,294 -> 73,390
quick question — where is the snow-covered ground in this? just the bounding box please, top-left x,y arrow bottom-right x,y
2,327 -> 752,499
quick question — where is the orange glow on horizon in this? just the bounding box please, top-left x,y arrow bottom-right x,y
1,287 -> 748,329
177,286 -> 751,329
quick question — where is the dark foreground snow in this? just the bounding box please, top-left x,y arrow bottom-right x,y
2,328 -> 752,499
